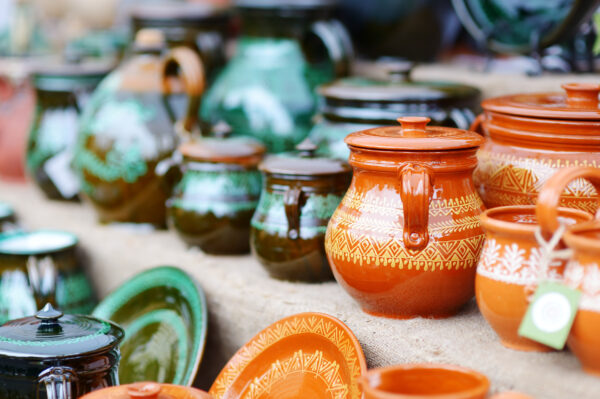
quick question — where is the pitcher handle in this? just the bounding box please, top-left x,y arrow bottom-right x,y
284,186 -> 304,240
309,19 -> 354,78
536,166 -> 600,238
399,163 -> 433,251
39,366 -> 78,399
469,113 -> 485,135
161,46 -> 206,138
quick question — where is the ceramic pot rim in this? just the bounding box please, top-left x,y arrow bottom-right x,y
563,221 -> 600,256
0,229 -> 78,256
480,205 -> 592,237
359,363 -> 490,399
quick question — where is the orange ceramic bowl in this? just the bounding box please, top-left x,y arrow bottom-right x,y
476,205 -> 591,352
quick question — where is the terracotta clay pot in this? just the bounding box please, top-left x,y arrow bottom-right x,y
360,364 -> 533,399
326,116 -> 486,318
537,167 -> 600,376
476,205 -> 591,352
80,381 -> 212,398
473,83 -> 600,214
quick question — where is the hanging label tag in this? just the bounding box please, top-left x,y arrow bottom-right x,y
518,281 -> 581,350
44,151 -> 80,199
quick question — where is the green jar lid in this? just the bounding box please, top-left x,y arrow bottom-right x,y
0,303 -> 124,359
0,230 -> 78,256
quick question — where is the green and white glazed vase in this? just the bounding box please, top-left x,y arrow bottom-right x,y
251,140 -> 351,282
200,0 -> 353,153
27,61 -> 112,201
74,30 -> 205,227
0,230 -> 96,324
166,126 -> 265,254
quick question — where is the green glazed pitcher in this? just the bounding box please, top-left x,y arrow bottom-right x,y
74,30 -> 205,227
201,0 -> 353,153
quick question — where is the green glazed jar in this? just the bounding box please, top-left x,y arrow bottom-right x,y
201,0 -> 353,153
27,61 -> 112,201
251,139 -> 351,281
0,230 -> 96,323
0,303 -> 124,398
309,61 -> 481,159
74,30 -> 206,227
167,126 -> 265,254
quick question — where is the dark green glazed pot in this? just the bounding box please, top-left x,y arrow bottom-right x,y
200,0 -> 353,153
27,62 -> 112,201
167,132 -> 265,254
251,140 -> 351,281
0,303 -> 123,398
74,32 -> 205,227
308,63 -> 481,160
0,230 -> 96,324
0,203 -> 17,233
452,0 -> 600,54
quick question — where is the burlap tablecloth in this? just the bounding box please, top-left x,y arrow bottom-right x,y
2,65 -> 600,398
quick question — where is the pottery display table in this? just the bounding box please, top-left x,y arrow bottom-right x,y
2,65 -> 600,398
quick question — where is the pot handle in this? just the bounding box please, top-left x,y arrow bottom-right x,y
38,366 -> 78,399
309,19 -> 354,78
469,113 -> 485,135
161,46 -> 206,139
284,186 -> 304,240
399,163 -> 433,251
536,166 -> 600,238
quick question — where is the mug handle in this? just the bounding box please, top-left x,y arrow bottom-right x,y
399,163 -> 433,251
309,19 -> 354,78
161,46 -> 206,138
536,166 -> 600,238
39,366 -> 78,399
284,186 -> 304,241
469,113 -> 485,135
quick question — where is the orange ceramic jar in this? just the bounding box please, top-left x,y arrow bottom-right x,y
80,382 -> 212,398
474,83 -> 600,214
326,117 -> 485,318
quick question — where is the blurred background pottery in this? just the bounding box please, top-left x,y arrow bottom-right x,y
167,123 -> 265,254
0,202 -> 17,233
251,139 -> 351,282
200,0 -> 353,153
476,204 -> 591,352
326,117 -> 485,318
80,381 -> 213,399
452,0 -> 600,55
27,59 -> 113,201
0,303 -> 124,398
74,31 -> 205,227
0,230 -> 96,323
338,0 -> 461,61
130,1 -> 231,84
209,312 -> 366,399
309,60 -> 481,159
92,266 -> 207,386
474,83 -> 600,214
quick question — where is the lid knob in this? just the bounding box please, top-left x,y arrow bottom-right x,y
397,116 -> 430,137
296,138 -> 318,158
134,29 -> 166,51
35,303 -> 63,323
127,382 -> 162,399
378,58 -> 414,83
212,121 -> 232,139
562,83 -> 600,110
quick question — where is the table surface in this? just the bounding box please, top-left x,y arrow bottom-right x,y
3,64 -> 600,398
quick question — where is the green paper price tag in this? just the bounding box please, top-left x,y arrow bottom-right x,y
519,281 -> 581,350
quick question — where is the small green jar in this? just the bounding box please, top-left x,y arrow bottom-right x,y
251,140 -> 351,282
27,61 -> 112,201
167,129 -> 265,254
0,202 -> 17,233
0,230 -> 96,324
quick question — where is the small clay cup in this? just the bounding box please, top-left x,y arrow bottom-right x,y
538,167 -> 600,376
359,364 -> 532,399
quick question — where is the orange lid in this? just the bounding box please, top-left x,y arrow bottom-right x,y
482,83 -> 600,120
80,382 -> 212,399
345,116 -> 483,151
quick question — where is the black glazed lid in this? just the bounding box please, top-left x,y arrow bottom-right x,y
318,62 -> 480,123
0,303 -> 124,359
260,139 -> 351,176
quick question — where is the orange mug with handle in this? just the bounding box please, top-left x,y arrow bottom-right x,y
359,364 -> 533,399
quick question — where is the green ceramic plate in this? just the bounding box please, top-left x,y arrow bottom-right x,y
92,266 -> 207,386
